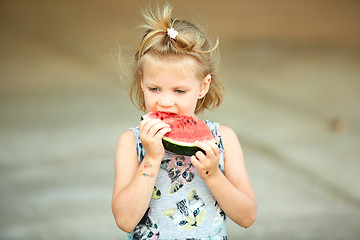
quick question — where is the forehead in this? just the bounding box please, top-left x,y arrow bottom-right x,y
142,54 -> 201,79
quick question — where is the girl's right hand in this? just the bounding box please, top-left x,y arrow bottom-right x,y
139,118 -> 171,161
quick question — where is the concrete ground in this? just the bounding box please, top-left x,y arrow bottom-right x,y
1,1 -> 360,239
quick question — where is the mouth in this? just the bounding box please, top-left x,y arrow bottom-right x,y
155,110 -> 178,115
157,110 -> 177,113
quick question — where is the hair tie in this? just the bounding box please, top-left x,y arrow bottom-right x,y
167,28 -> 178,39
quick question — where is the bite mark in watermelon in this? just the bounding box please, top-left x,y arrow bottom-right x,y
142,111 -> 216,156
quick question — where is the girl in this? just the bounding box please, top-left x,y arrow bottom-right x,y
112,4 -> 256,240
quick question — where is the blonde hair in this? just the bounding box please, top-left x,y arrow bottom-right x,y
130,4 -> 224,114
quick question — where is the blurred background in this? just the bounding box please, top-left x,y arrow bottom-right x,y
0,0 -> 359,239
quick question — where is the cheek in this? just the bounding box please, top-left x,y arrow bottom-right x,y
191,95 -> 201,107
143,92 -> 155,104
184,92 -> 200,104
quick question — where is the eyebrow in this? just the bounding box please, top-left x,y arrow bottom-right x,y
172,85 -> 189,89
144,80 -> 190,89
142,80 -> 159,87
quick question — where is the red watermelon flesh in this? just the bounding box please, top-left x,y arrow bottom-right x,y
142,111 -> 216,155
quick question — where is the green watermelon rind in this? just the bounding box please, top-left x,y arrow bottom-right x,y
162,136 -> 201,156
162,136 -> 217,156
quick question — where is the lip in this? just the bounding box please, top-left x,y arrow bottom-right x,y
155,110 -> 178,115
151,111 -> 196,118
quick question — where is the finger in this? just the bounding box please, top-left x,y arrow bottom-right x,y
195,140 -> 216,157
139,117 -> 155,134
154,126 -> 171,139
141,119 -> 162,135
139,117 -> 150,129
206,140 -> 220,156
190,155 -> 201,168
195,149 -> 206,161
148,121 -> 170,137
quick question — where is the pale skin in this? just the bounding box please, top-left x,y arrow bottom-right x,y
112,54 -> 257,233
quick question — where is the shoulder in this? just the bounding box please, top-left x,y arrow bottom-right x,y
115,129 -> 138,157
117,129 -> 136,146
119,129 -> 137,142
219,125 -> 239,142
218,125 -> 244,160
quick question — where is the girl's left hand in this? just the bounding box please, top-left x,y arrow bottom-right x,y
190,138 -> 221,179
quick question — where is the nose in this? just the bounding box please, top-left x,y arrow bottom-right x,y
157,93 -> 175,109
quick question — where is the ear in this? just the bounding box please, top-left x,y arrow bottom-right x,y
199,74 -> 211,99
169,182 -> 184,194
163,207 -> 177,218
188,189 -> 199,201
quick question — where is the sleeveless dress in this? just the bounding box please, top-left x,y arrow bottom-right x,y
126,120 -> 227,240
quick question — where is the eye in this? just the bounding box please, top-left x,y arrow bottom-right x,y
175,89 -> 186,94
148,232 -> 154,237
149,87 -> 159,92
176,161 -> 183,166
179,220 -> 188,226
154,224 -> 158,229
193,208 -> 200,217
182,172 -> 188,178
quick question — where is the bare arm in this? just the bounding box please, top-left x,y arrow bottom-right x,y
191,125 -> 257,228
111,119 -> 170,232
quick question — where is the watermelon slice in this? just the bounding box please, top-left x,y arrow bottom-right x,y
142,111 -> 216,156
